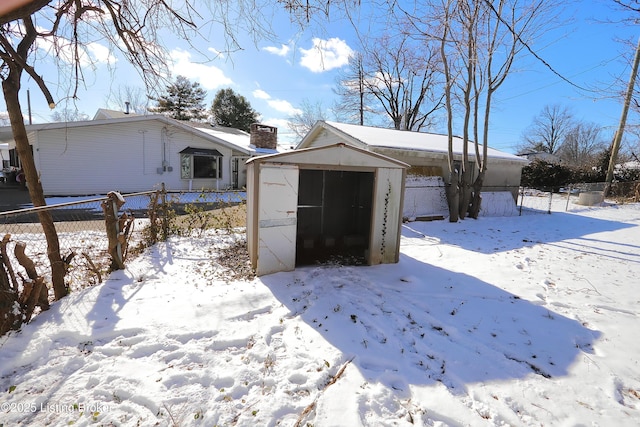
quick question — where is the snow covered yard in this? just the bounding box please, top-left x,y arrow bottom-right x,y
1,200 -> 639,426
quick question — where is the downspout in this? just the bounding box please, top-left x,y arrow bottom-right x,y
161,127 -> 168,172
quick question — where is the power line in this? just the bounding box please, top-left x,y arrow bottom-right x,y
483,0 -> 601,94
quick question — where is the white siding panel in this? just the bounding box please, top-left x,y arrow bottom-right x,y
36,121 -> 235,195
403,175 -> 449,219
305,130 -> 346,148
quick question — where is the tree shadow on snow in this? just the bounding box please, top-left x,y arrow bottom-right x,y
402,210 -> 638,258
262,255 -> 600,395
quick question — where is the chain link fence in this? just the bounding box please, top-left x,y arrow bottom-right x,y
0,189 -> 247,296
517,181 -> 640,215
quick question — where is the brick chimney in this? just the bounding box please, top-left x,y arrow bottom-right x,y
250,123 -> 277,150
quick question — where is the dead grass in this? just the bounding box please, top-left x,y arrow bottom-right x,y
171,203 -> 247,230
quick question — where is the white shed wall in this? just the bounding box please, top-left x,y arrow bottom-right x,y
253,163 -> 299,276
370,167 -> 404,264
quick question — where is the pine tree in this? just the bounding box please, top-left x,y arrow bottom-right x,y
211,88 -> 259,132
151,76 -> 207,121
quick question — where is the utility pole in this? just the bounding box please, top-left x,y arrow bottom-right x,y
27,89 -> 32,125
604,37 -> 640,197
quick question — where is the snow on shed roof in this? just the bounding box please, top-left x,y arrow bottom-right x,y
300,121 -> 526,163
247,142 -> 409,169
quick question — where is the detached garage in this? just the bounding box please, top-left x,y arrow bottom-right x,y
246,143 -> 408,276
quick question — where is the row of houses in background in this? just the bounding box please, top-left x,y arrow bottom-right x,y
0,111 -> 526,215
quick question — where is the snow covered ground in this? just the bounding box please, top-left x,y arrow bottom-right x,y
1,198 -> 639,426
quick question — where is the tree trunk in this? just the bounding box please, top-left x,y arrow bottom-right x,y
14,241 -> 49,321
2,75 -> 68,300
459,179 -> 472,219
446,175 -> 460,223
102,192 -> 127,271
468,172 -> 485,219
0,236 -> 20,336
439,3 -> 458,223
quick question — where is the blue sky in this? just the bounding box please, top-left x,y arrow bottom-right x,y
4,0 -> 639,153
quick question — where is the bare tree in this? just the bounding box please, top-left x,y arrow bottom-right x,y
467,0 -> 556,218
288,99 -> 328,140
333,52 -> 369,125
442,0 -> 461,221
0,0 -> 283,302
51,108 -> 89,122
104,85 -> 149,115
520,104 -> 576,155
335,31 -> 444,131
557,122 -> 607,167
404,0 -> 559,220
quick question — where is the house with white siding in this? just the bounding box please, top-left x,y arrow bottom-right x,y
0,142 -> 9,169
0,112 -> 278,196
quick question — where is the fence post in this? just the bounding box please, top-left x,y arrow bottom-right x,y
519,187 -> 524,216
565,184 -> 572,211
102,191 -> 126,270
547,189 -> 552,214
161,183 -> 168,240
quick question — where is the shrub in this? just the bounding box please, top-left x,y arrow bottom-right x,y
520,159 -> 573,191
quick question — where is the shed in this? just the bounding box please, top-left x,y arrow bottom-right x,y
297,121 -> 529,219
246,143 -> 408,276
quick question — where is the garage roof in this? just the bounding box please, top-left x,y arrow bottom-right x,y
297,121 -> 527,163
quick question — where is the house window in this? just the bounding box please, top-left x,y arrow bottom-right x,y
181,154 -> 191,179
179,147 -> 223,179
9,148 -> 20,167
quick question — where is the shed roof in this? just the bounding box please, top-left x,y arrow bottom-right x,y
247,142 -> 409,169
298,121 -> 527,163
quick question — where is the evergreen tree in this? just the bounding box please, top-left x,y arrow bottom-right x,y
211,88 -> 259,132
151,76 -> 207,121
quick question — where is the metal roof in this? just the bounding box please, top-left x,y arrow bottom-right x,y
298,121 -> 527,163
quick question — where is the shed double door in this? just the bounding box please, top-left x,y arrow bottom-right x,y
296,169 -> 374,265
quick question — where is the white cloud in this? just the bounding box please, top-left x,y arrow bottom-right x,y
170,49 -> 233,90
267,99 -> 302,116
263,118 -> 291,130
252,89 -> 271,100
87,42 -> 115,64
299,37 -> 353,73
208,47 -> 224,59
263,44 -> 290,57
251,88 -> 302,116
